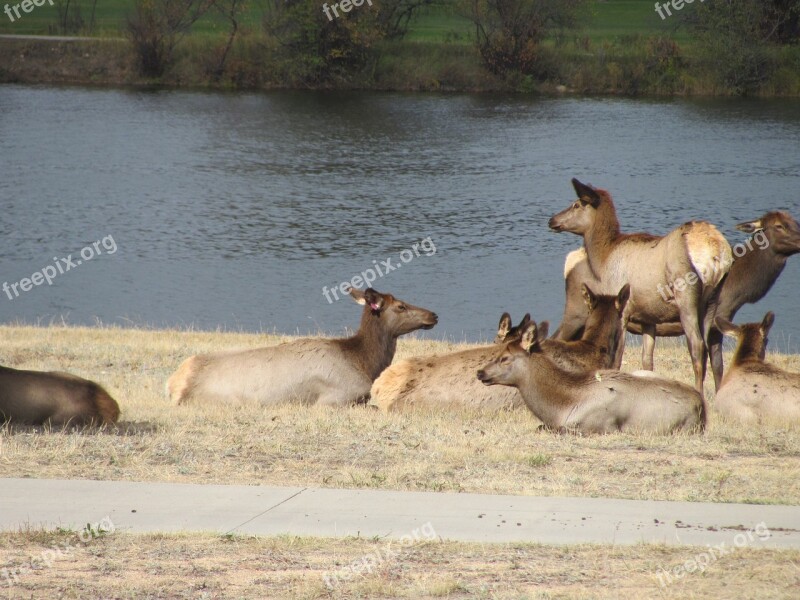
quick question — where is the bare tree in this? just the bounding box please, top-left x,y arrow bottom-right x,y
127,0 -> 215,77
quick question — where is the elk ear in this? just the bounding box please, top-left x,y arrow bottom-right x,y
581,284 -> 598,311
715,316 -> 739,337
616,284 -> 631,311
518,313 -> 532,329
571,178 -> 601,207
353,287 -> 385,311
519,322 -> 538,353
497,313 -> 512,339
736,219 -> 763,234
537,321 -> 550,340
761,311 -> 775,333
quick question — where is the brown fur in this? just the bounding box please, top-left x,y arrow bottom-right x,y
373,286 -> 626,413
542,284 -> 629,372
477,321 -> 705,435
167,287 -> 437,407
548,179 -> 732,396
371,313 -> 531,412
0,366 -> 120,427
714,312 -> 800,425
556,211 -> 800,390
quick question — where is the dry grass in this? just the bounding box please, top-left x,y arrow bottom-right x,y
1,325 -> 799,505
1,529 -> 799,599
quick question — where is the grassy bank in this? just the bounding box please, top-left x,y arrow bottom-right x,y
1,1 -> 799,94
2,529 -> 799,598
1,324 -> 799,505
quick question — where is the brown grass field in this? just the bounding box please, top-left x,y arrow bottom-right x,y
2,529 -> 800,599
1,324 -> 799,598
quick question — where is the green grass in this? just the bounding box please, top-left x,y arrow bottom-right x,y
0,0 -> 687,43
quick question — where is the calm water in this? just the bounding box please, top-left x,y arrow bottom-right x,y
1,86 -> 799,348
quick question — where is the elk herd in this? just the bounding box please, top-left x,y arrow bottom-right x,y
2,180 -> 800,435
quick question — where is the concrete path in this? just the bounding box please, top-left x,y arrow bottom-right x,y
0,34 -> 123,42
1,478 -> 799,548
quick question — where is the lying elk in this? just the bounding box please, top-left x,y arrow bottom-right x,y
167,287 -> 438,406
0,365 -> 120,427
370,313 -> 532,412
554,212 -> 800,390
549,179 -> 732,395
372,284 -> 628,412
714,312 -> 800,425
477,320 -> 705,434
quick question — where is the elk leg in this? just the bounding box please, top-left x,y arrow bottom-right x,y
613,314 -> 629,370
641,325 -> 656,371
680,311 -> 707,397
707,327 -> 724,391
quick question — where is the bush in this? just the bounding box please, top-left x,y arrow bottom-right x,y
682,0 -> 787,94
127,0 -> 214,77
465,0 -> 585,79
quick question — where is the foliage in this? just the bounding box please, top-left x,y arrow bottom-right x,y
127,0 -> 214,77
682,0 -> 800,93
263,0 -> 435,85
465,0 -> 585,77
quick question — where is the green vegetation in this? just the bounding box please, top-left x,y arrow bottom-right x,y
0,0 -> 798,95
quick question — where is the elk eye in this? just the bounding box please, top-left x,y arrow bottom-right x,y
776,225 -> 784,230
397,305 -> 407,311
573,202 -> 580,209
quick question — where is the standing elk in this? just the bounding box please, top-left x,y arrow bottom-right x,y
548,179 -> 732,395
167,287 -> 437,406
554,211 -> 800,390
714,312 -> 800,425
0,365 -> 120,427
477,320 -> 705,434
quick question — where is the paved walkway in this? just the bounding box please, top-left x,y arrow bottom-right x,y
2,478 -> 799,548
0,34 -> 123,42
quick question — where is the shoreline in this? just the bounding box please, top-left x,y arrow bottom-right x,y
3,37 -> 800,97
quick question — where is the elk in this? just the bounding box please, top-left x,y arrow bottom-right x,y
477,320 -> 705,435
0,366 -> 120,427
714,312 -> 800,425
372,284 -> 628,412
167,287 -> 438,406
541,283 -> 629,373
554,212 -> 800,390
548,179 -> 732,395
370,313 -> 531,412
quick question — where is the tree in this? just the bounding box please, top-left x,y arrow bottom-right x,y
212,0 -> 248,81
127,0 -> 214,77
682,0 -> 799,93
466,0 -> 585,77
263,0 -> 434,85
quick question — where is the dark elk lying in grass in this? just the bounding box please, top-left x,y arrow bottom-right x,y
167,287 -> 438,406
0,365 -> 120,427
548,178 -> 732,396
554,211 -> 800,390
477,320 -> 705,435
370,313 -> 532,412
714,312 -> 800,426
